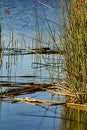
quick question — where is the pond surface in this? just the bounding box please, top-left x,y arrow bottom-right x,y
0,0 -> 87,130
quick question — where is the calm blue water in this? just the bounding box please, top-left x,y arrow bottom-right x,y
0,0 -> 65,130
1,0 -> 62,33
1,0 -> 64,82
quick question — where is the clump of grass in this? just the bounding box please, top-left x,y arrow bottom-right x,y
62,0 -> 87,103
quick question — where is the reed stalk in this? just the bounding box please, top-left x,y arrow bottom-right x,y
62,0 -> 87,103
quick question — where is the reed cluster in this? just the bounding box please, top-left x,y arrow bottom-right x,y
62,0 -> 87,103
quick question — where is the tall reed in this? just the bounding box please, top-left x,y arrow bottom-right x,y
62,0 -> 87,103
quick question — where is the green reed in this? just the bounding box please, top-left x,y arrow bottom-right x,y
61,0 -> 87,103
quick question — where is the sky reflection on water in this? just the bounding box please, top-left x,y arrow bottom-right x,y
0,1 -> 64,130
